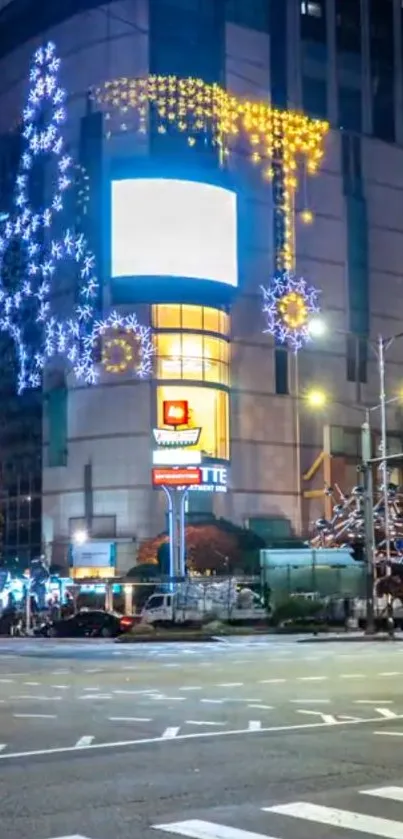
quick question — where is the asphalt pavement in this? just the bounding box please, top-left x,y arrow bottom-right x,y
2,635 -> 403,839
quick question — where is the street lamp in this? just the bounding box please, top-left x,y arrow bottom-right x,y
72,529 -> 88,546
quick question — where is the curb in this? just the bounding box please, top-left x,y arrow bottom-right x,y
297,634 -> 402,643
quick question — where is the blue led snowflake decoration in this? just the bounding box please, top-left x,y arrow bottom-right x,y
261,270 -> 320,352
0,42 -> 153,392
84,311 -> 154,379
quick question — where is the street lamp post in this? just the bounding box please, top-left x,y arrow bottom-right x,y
361,412 -> 375,635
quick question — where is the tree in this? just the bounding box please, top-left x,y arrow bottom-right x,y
136,518 -> 265,575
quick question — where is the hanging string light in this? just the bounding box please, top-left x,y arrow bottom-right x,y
93,76 -> 328,351
0,44 -> 153,393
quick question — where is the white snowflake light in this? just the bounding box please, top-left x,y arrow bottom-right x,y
0,42 -> 153,391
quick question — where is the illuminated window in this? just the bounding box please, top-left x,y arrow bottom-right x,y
155,332 -> 229,385
153,304 -> 181,329
157,385 -> 229,460
152,304 -> 230,336
181,304 -> 203,331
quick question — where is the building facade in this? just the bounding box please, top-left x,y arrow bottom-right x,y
0,0 -> 401,574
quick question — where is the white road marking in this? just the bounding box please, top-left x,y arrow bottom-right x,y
179,687 -> 202,691
0,711 -> 400,762
51,685 -> 69,690
83,687 -> 100,692
217,683 -> 243,688
48,834 -> 91,839
153,820 -> 275,839
259,679 -> 286,684
200,699 -> 224,705
85,668 -> 102,673
340,673 -> 365,679
79,694 -> 112,700
0,678 -> 14,683
12,695 -> 62,701
248,721 -> 262,731
298,676 -> 327,682
24,681 -> 40,686
151,695 -> 186,702
185,720 -> 222,726
0,745 -> 5,752
248,704 -> 273,710
374,731 -> 403,737
376,708 -> 398,719
297,710 -> 338,724
355,700 -> 394,705
114,689 -> 159,696
264,801 -> 403,838
362,787 -> 403,802
162,727 -> 180,739
378,672 -> 401,677
13,713 -> 57,719
75,736 -> 95,748
108,717 -> 152,722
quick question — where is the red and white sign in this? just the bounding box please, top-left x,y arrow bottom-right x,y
163,400 -> 189,427
152,468 -> 201,487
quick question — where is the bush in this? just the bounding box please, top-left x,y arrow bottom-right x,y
271,596 -> 323,627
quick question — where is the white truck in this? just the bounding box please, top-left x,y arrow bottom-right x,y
141,583 -> 266,627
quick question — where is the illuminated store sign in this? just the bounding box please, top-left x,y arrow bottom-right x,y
189,465 -> 228,493
153,428 -> 201,447
152,468 -> 202,487
163,399 -> 189,426
152,449 -> 202,466
111,178 -> 237,287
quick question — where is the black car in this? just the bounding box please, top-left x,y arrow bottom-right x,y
38,609 -> 135,638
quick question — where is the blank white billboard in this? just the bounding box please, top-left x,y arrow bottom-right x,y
111,178 -> 237,287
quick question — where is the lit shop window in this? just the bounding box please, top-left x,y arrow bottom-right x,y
157,385 -> 229,461
152,304 -> 230,336
155,332 -> 230,385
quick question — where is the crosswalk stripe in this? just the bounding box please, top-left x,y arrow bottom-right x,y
153,820 -> 280,839
264,802 -> 403,838
362,786 -> 403,802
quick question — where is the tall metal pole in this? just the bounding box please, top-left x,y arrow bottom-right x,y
179,488 -> 188,577
378,335 -> 394,634
294,353 -> 303,535
361,411 -> 375,634
162,485 -> 175,588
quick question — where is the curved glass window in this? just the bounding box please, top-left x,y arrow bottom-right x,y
152,304 -> 230,336
155,332 -> 229,385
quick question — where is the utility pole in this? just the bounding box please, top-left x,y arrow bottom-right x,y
361,414 -> 375,634
378,335 -> 394,636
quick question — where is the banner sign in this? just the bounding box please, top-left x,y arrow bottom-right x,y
152,427 -> 201,447
152,448 -> 202,466
152,468 -> 202,487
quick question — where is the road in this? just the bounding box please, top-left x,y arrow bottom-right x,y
2,636 -> 403,838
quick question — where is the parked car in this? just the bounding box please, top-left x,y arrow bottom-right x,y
37,609 -> 135,638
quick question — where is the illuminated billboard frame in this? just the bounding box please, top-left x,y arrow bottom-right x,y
111,178 -> 237,288
107,163 -> 239,306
